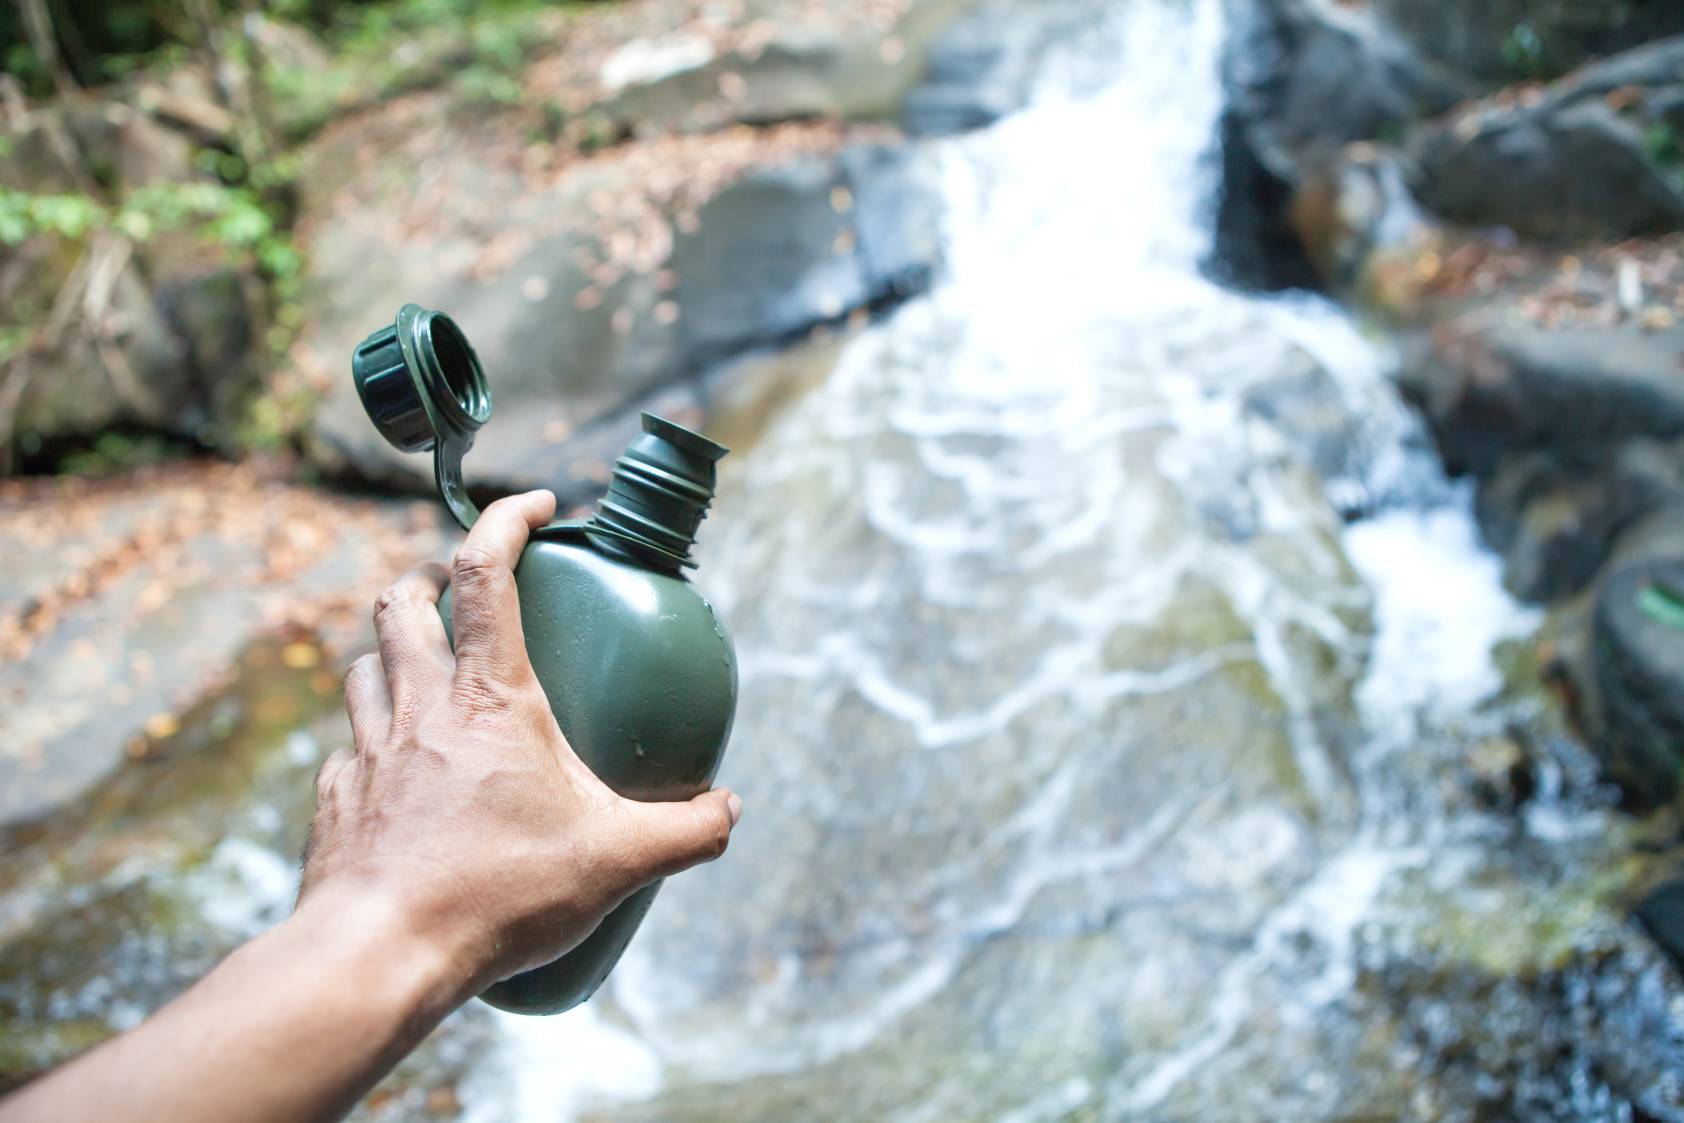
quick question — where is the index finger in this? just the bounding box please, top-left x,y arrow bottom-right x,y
450,489 -> 556,682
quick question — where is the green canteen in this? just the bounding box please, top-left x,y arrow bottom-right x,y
351,304 -> 738,1015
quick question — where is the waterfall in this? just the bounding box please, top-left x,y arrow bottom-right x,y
462,1 -> 1615,1119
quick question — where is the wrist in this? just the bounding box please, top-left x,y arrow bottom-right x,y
285,878 -> 485,1032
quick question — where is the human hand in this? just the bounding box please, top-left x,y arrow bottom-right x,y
298,490 -> 741,995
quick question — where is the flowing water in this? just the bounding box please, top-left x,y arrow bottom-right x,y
462,0 -> 1683,1118
5,0 -> 1682,1118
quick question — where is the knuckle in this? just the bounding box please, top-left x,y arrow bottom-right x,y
451,670 -> 507,713
452,546 -> 505,584
346,653 -> 381,684
701,803 -> 733,859
373,584 -> 413,619
315,749 -> 354,794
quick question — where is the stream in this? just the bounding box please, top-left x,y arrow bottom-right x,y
4,0 -> 1682,1119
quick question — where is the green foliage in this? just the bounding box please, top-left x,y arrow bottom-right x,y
1638,580 -> 1684,631
1499,21 -> 1549,82
0,181 -> 300,282
455,64 -> 524,108
57,432 -> 182,476
0,191 -> 102,243
1,0 -> 221,96
1648,121 -> 1684,193
0,326 -> 30,367
262,0 -> 562,140
1647,121 -> 1682,168
1493,1 -> 1684,83
2,0 -> 588,465
4,0 -> 566,110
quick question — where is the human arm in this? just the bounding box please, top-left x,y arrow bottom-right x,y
0,490 -> 741,1123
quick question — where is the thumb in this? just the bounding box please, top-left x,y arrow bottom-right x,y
620,788 -> 743,882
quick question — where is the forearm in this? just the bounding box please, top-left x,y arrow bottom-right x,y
0,493 -> 739,1121
0,884 -> 472,1123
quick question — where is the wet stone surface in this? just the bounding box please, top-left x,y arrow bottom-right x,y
0,637 -> 502,1118
5,0 -> 1684,1119
0,461 -> 450,825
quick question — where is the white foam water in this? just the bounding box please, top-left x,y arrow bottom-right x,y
458,0 -> 1558,1116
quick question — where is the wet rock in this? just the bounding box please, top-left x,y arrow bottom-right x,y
305,138 -> 942,499
670,146 -> 936,362
1223,0 -> 1469,186
1463,734 -> 1536,811
600,29 -> 918,135
0,463 -> 448,825
1636,878 -> 1684,976
1401,310 -> 1684,481
1222,5 -> 1684,272
1396,305 -> 1684,622
1589,557 -> 1684,806
1239,345 -> 1384,501
1207,108 -> 1322,293
0,104 -> 268,457
900,0 -> 1053,135
1478,442 -> 1684,602
1367,938 -> 1684,1123
1408,36 -> 1684,241
603,31 -> 855,133
1370,0 -> 1684,84
1287,144 -> 1443,304
0,639 -> 498,1114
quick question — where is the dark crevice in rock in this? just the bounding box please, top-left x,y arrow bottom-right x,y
8,426 -> 201,478
1368,947 -> 1684,1123
1205,107 -> 1322,293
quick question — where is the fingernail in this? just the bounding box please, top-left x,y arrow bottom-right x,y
725,791 -> 743,825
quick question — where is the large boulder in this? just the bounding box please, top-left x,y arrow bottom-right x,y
1636,877 -> 1684,974
303,136 -> 943,500
1391,294 -> 1684,636
1217,3 -> 1684,286
596,20 -> 952,137
900,0 -> 1061,135
1223,0 -> 1471,187
1545,507 -> 1684,806
1401,310 -> 1684,480
0,462 -> 448,826
0,102 -> 268,460
1286,143 -> 1443,300
1372,0 -> 1684,84
1408,36 -> 1684,241
1479,442 -> 1684,602
671,144 -> 939,362
1590,555 -> 1684,806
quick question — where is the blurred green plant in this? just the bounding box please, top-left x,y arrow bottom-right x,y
0,180 -> 300,281
259,0 -> 567,138
1,0 -> 570,102
1495,0 -> 1684,83
1647,122 -> 1681,167
455,64 -> 525,109
56,432 -> 183,476
1499,22 -> 1549,81
2,0 -> 597,470
1647,121 -> 1684,193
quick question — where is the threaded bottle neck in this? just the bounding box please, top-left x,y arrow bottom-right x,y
588,414 -> 728,571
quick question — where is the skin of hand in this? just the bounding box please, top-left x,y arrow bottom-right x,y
0,490 -> 741,1123
299,487 -> 743,988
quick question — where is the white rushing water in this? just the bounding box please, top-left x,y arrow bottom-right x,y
457,0 -> 1554,1117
